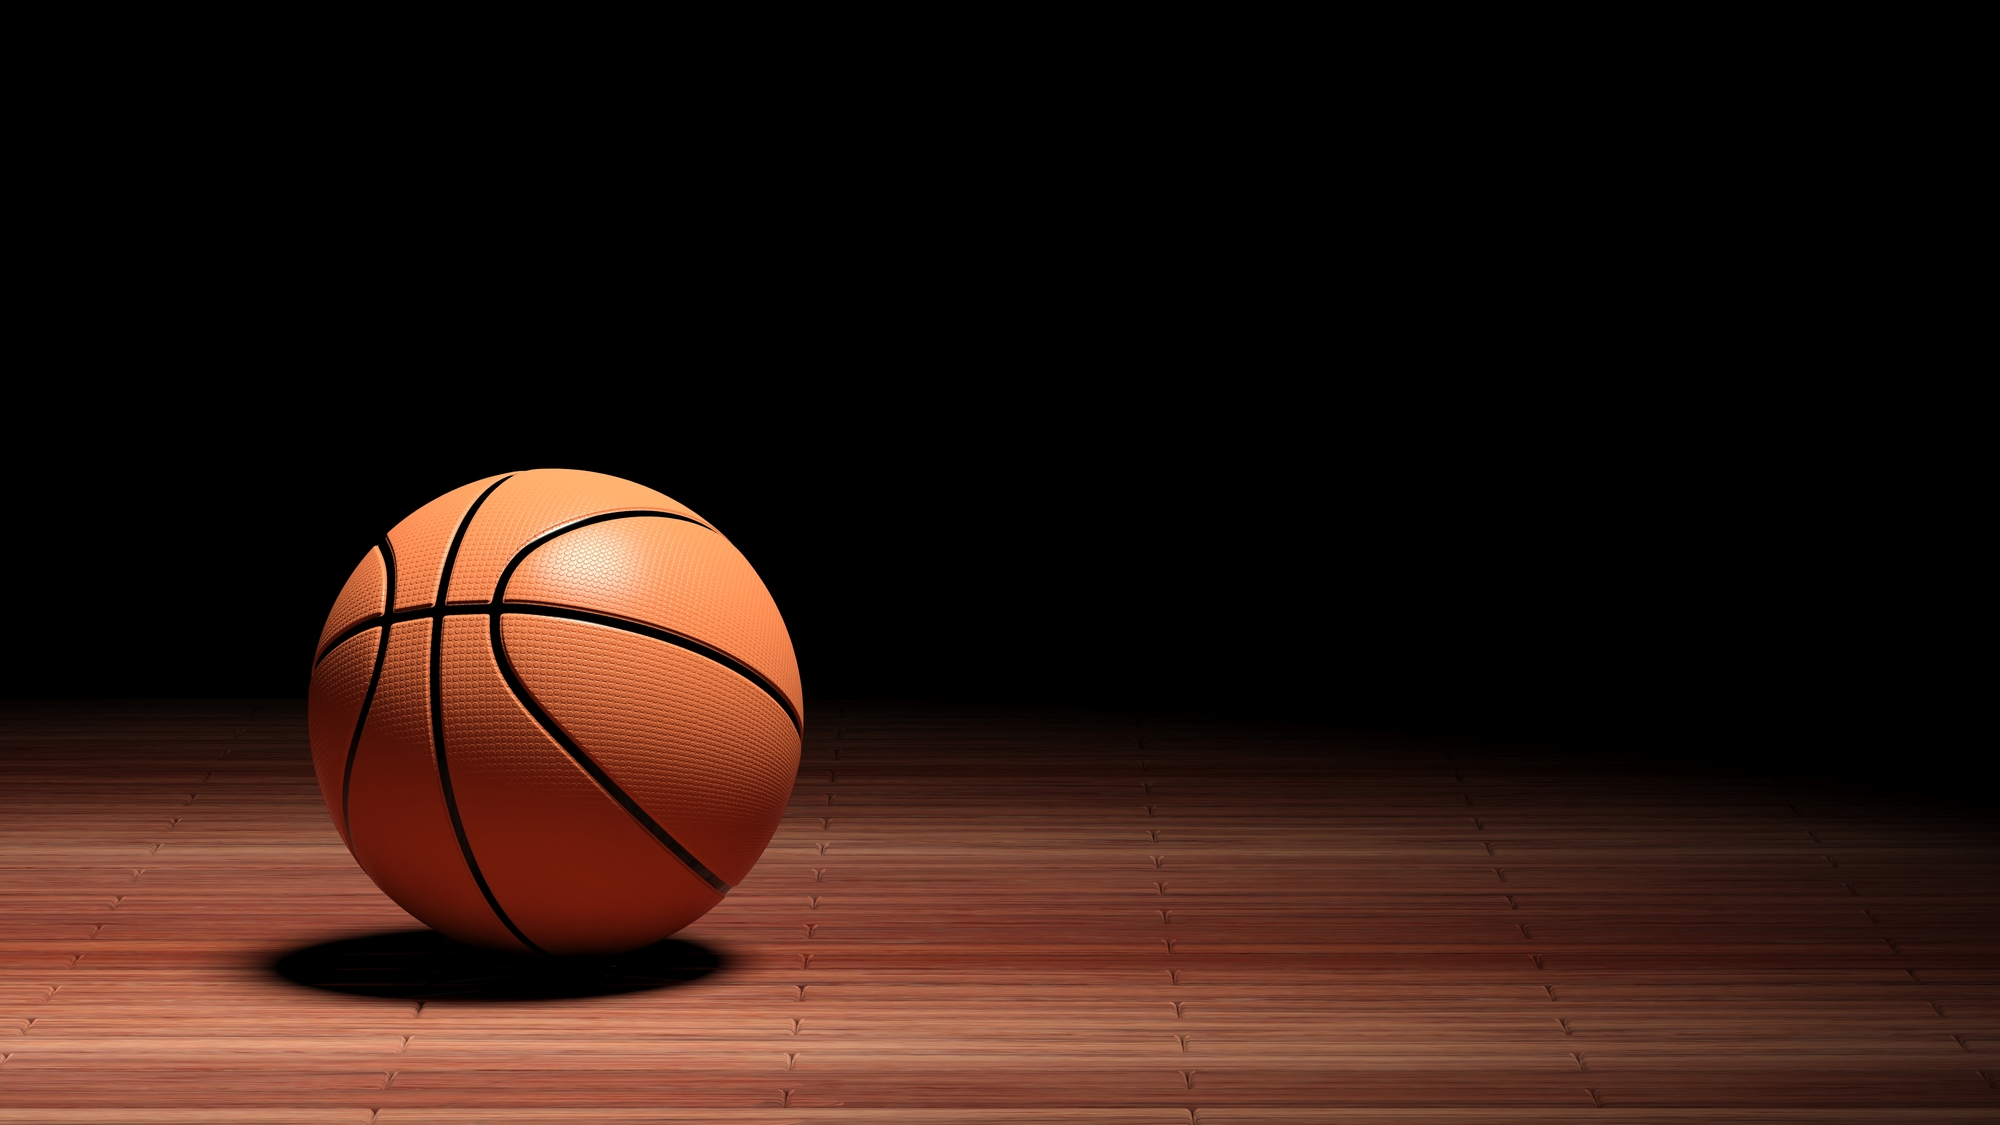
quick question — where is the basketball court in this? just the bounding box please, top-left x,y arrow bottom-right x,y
2,701 -> 1994,1122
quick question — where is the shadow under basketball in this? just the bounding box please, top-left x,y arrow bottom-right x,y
271,930 -> 724,1001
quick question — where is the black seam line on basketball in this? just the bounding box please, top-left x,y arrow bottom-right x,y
309,509 -> 713,669
486,612 -> 732,895
438,474 -> 516,604
314,603 -> 797,734
427,476 -> 545,956
492,510 -> 714,598
488,509 -> 796,732
313,536 -> 396,666
340,538 -> 397,840
495,605 -> 801,734
311,508 -> 797,734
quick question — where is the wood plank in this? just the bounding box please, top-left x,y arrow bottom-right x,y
1,701 -> 1995,1122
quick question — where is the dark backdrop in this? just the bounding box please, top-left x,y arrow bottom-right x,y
4,60 -> 1978,786
1,381 -> 1974,784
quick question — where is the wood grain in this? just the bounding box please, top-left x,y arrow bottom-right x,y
1,700 -> 1994,1123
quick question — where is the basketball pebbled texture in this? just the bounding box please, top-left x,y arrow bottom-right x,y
305,470 -> 803,954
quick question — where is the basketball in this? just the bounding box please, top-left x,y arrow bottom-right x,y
305,470 -> 802,955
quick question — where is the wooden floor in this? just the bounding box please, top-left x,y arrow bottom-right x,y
1,701 -> 1995,1124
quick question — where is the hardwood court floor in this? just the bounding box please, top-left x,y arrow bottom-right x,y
1,701 -> 1995,1124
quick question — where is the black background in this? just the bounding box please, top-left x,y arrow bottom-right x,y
3,45 -> 1980,791
2,376 -> 1976,788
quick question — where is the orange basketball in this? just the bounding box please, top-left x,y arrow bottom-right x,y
305,470 -> 802,955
